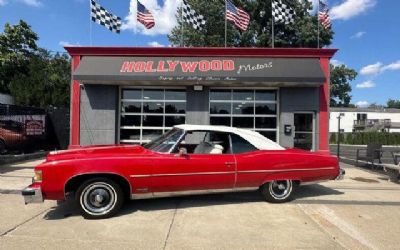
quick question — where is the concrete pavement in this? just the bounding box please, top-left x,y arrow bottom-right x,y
0,159 -> 399,250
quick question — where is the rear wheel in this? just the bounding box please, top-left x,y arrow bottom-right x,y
260,180 -> 295,203
75,178 -> 124,219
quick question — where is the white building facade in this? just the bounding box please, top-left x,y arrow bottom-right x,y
330,108 -> 400,133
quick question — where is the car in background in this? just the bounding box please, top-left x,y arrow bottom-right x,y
22,124 -> 344,219
0,120 -> 28,153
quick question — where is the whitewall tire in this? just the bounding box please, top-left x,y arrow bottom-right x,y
260,180 -> 295,203
75,178 -> 124,219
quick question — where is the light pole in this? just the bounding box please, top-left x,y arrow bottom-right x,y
337,113 -> 345,158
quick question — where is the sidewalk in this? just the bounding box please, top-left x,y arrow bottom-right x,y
0,159 -> 44,192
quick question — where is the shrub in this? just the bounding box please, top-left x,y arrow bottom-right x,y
329,132 -> 400,145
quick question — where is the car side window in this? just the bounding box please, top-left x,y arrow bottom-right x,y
176,131 -> 230,154
230,134 -> 257,154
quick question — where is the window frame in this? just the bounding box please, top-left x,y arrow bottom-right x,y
118,87 -> 187,144
209,88 -> 279,143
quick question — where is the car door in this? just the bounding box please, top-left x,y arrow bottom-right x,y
151,131 -> 236,193
230,133 -> 282,188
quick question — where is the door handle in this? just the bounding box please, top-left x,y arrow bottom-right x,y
224,162 -> 235,166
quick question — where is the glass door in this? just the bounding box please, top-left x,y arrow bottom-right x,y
294,113 -> 315,151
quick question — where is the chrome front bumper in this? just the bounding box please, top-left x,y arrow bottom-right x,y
22,186 -> 44,204
336,168 -> 346,180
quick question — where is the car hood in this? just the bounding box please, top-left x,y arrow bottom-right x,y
45,144 -> 152,162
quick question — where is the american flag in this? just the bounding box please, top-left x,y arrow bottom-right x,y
137,0 -> 155,29
318,0 -> 331,29
226,0 -> 250,32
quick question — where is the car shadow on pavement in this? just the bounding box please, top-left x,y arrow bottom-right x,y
294,184 -> 344,199
42,184 -> 345,220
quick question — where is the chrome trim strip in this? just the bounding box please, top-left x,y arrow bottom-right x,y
130,187 -> 258,200
130,174 -> 152,178
129,167 -> 335,178
130,171 -> 235,178
237,167 -> 335,174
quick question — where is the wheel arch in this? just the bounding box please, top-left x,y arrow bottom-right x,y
64,173 -> 132,200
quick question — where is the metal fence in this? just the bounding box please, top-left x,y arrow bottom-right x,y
0,104 -> 69,154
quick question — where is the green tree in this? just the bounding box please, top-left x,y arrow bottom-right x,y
387,99 -> 400,109
168,0 -> 333,47
0,20 -> 39,92
0,20 -> 71,108
9,49 -> 70,108
330,64 -> 357,107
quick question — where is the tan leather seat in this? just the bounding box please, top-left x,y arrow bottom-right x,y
193,142 -> 224,154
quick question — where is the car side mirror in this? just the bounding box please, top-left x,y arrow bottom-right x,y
176,147 -> 188,158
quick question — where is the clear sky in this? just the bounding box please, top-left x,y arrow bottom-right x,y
1,0 -> 399,107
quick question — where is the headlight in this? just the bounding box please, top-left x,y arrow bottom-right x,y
34,170 -> 42,182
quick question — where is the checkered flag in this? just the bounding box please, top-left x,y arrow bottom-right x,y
182,0 -> 206,31
272,0 -> 296,25
91,0 -> 122,33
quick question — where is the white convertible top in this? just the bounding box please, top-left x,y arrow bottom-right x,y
174,124 -> 285,150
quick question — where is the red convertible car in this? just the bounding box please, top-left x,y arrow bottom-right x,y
22,124 -> 344,219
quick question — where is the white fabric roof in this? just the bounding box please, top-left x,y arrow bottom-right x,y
174,124 -> 285,150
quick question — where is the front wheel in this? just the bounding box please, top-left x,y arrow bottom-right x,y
75,178 -> 124,219
260,180 -> 296,203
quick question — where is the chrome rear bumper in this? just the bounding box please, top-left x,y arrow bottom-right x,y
336,168 -> 345,180
22,186 -> 44,204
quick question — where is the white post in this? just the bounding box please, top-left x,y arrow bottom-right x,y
271,0 -> 275,48
317,1 -> 320,48
89,0 -> 93,46
225,0 -> 227,47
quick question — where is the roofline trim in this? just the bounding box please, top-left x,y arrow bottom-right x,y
64,46 -> 338,58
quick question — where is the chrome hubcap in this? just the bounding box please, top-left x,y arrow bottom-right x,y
269,180 -> 292,200
80,182 -> 117,216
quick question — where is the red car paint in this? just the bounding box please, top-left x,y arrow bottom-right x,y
27,144 -> 339,201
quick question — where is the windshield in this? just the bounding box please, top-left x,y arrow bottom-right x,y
143,128 -> 184,153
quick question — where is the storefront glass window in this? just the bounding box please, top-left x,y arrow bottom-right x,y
210,90 -> 231,100
210,103 -> 231,114
165,102 -> 186,114
210,89 -> 278,142
210,117 -> 231,126
120,88 -> 186,144
121,102 -> 141,113
233,90 -> 254,101
233,102 -> 253,115
255,90 -> 276,101
122,89 -> 141,100
165,90 -> 186,100
143,89 -> 164,100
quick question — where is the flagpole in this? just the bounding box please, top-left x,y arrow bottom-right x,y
317,1 -> 320,48
271,0 -> 275,48
89,0 -> 93,46
180,1 -> 184,47
224,0 -> 227,47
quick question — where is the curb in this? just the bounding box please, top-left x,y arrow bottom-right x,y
0,151 -> 48,166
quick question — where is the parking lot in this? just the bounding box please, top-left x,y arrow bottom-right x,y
1,159 -> 400,250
